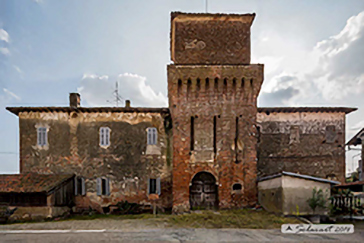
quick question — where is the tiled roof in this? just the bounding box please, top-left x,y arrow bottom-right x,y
6,107 -> 170,116
258,171 -> 340,185
258,107 -> 357,114
0,173 -> 74,193
334,180 -> 364,187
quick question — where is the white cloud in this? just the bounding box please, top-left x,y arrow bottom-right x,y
0,29 -> 9,43
78,73 -> 167,107
0,47 -> 10,56
2,88 -> 21,101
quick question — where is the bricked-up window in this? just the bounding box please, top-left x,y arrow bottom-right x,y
96,177 -> 110,196
325,125 -> 337,143
147,127 -> 158,145
190,117 -> 195,151
148,178 -> 161,195
74,177 -> 86,196
289,126 -> 300,144
213,116 -> 217,154
37,127 -> 48,146
99,127 -> 110,147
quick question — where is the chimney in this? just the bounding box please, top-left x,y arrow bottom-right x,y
69,93 -> 81,108
125,100 -> 131,108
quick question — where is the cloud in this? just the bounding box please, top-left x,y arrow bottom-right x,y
2,88 -> 21,101
78,73 -> 167,107
0,29 -> 9,43
0,47 -> 10,56
310,11 -> 364,100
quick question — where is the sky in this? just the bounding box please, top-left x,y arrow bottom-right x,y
0,0 -> 364,175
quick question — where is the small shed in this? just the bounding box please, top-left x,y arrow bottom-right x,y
0,173 -> 75,220
258,171 -> 340,215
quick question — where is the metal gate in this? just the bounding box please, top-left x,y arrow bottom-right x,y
190,172 -> 218,210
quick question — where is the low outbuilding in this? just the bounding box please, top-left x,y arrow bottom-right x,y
258,171 -> 340,215
0,173 -> 75,221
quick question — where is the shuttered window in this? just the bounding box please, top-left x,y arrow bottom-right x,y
147,127 -> 157,145
74,177 -> 86,196
96,177 -> 110,196
99,127 -> 110,147
148,178 -> 161,195
37,127 -> 48,146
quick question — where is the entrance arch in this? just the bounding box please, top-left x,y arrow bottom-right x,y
189,172 -> 218,210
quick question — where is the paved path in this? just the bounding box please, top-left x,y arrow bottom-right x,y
1,228 -> 363,242
1,218 -> 364,242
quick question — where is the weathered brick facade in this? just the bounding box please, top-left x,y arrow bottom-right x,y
10,107 -> 173,212
3,12 -> 357,214
168,12 -> 264,212
256,109 -> 355,184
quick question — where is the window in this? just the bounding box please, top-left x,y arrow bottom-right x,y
148,178 -> 161,195
233,183 -> 242,191
96,177 -> 110,196
74,177 -> 85,196
289,126 -> 300,144
147,127 -> 158,145
37,127 -> 48,146
99,127 -> 110,147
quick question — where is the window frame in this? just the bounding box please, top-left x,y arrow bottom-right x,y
148,178 -> 161,195
99,127 -> 111,147
96,177 -> 110,196
74,177 -> 86,196
37,127 -> 48,147
147,127 -> 158,145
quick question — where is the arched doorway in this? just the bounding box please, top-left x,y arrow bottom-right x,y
190,172 -> 218,210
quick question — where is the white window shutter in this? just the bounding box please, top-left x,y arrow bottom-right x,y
37,129 -> 41,146
154,129 -> 158,144
147,128 -> 151,145
105,128 -> 109,146
156,177 -> 161,195
74,177 -> 78,196
81,178 -> 86,196
96,178 -> 102,196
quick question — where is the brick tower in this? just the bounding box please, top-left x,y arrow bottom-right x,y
167,12 -> 264,213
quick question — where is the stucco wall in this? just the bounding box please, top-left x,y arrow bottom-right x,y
282,175 -> 331,215
257,176 -> 282,213
18,111 -> 173,210
257,112 -> 346,183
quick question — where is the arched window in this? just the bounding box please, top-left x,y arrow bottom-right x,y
147,127 -> 158,145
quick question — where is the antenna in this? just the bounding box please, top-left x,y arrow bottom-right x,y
106,81 -> 124,107
205,0 -> 208,13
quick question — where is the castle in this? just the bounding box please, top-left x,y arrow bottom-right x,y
0,12 -> 356,216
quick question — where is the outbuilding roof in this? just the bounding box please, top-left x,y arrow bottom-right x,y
258,171 -> 340,185
0,173 -> 75,193
346,127 -> 364,146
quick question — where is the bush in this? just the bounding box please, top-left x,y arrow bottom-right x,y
307,188 -> 327,214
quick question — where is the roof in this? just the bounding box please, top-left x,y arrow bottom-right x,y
333,180 -> 364,188
346,127 -> 364,146
171,11 -> 256,20
6,107 -> 170,116
258,171 -> 340,185
258,107 -> 357,114
0,173 -> 75,193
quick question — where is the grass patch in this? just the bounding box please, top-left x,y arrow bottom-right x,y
64,213 -> 158,221
167,209 -> 301,229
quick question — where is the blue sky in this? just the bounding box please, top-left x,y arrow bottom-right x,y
1,0 -> 364,174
